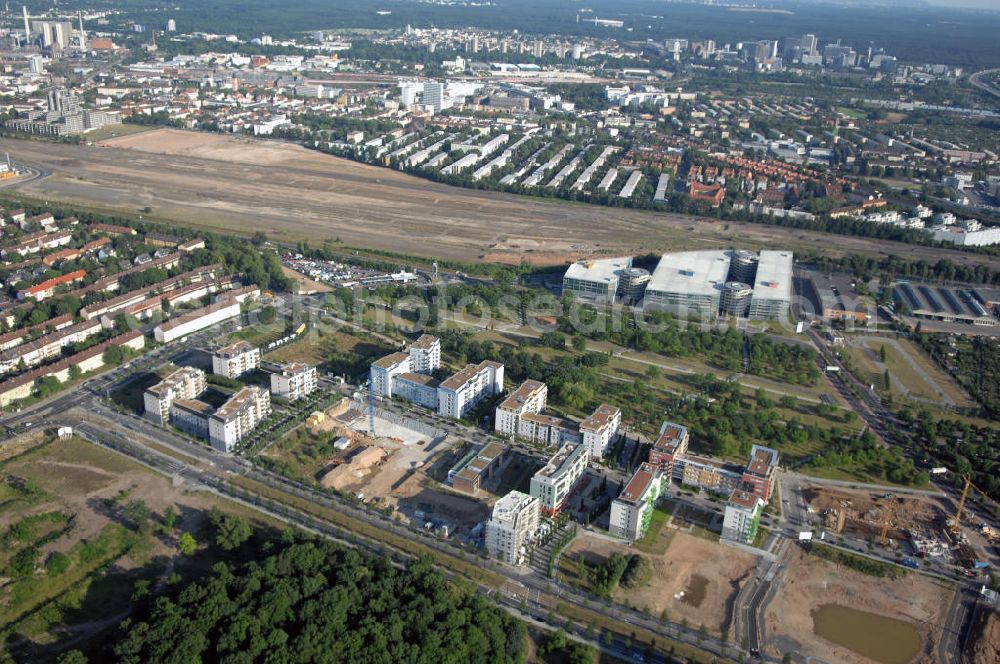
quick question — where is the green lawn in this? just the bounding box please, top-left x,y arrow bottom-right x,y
633,504 -> 676,555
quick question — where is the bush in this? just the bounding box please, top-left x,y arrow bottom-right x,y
45,551 -> 71,576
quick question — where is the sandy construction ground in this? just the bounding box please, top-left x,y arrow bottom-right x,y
765,547 -> 953,664
564,529 -> 758,633
3,130 -> 998,267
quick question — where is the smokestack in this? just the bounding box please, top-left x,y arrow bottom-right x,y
78,11 -> 85,50
22,5 -> 29,40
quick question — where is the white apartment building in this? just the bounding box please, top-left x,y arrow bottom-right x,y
495,379 -> 547,436
408,334 -> 441,374
154,299 -> 241,343
211,340 -> 261,379
208,386 -> 271,453
270,363 -> 318,401
579,403 -> 621,458
722,489 -> 764,544
529,442 -> 590,515
392,372 -> 440,409
370,351 -> 410,398
485,490 -> 541,566
437,360 -> 504,419
609,463 -> 662,541
143,367 -> 207,425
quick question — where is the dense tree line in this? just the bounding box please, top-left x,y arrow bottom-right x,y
113,541 -> 524,663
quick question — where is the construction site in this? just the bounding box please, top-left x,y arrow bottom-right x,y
265,399 -> 491,540
804,483 -> 999,568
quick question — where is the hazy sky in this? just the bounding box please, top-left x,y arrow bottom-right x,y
920,0 -> 1000,8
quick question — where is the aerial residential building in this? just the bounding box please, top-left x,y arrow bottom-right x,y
609,462 -> 663,541
437,360 -> 504,419
518,412 -> 580,446
391,372 -> 440,409
448,441 -> 510,495
208,385 -> 271,452
495,379 -> 547,436
722,489 -> 764,544
648,421 -> 690,478
212,340 -> 261,379
144,367 -> 207,425
153,299 -> 241,343
270,363 -> 318,401
562,256 -> 633,304
17,269 -> 86,301
0,318 -> 103,374
741,444 -> 779,502
370,351 -> 410,398
579,403 -> 621,458
408,334 -> 441,373
530,442 -> 590,515
486,491 -> 541,565
169,398 -> 213,439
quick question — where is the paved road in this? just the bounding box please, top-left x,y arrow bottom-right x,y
969,68 -> 1000,99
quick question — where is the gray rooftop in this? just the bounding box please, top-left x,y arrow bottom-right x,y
646,251 -> 731,297
752,250 -> 793,302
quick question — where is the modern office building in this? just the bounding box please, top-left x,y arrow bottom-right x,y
437,360 -> 504,419
749,250 -> 793,320
530,442 -> 590,515
562,256 -> 633,304
643,251 -> 731,319
408,334 -> 441,374
609,462 -> 663,541
495,379 -> 547,436
579,403 -> 621,458
722,489 -> 764,544
208,386 -> 271,452
422,81 -> 447,113
618,267 -> 651,303
270,363 -> 318,401
211,340 -> 260,379
485,490 -> 541,565
643,249 -> 792,320
143,367 -> 207,425
720,281 -> 753,317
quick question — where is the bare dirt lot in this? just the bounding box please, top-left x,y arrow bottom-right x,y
3,130 -> 998,268
803,485 -> 950,540
564,529 -> 759,634
766,548 -> 953,664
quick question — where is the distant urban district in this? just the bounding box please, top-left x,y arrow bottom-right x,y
0,2 -> 998,664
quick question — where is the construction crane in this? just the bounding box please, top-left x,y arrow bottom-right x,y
951,474 -> 972,535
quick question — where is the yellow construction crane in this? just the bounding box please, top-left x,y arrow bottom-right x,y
951,475 -> 973,535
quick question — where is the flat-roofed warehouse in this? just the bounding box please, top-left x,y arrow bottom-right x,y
643,250 -> 731,319
562,256 -> 632,304
748,250 -> 793,320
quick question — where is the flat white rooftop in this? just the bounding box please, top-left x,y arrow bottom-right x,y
563,256 -> 632,285
647,251 -> 731,297
752,250 -> 793,302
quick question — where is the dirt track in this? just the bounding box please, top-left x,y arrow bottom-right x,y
2,129 -> 996,266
